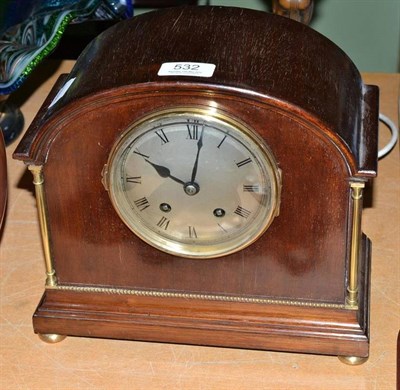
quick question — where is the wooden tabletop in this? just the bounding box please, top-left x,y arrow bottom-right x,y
0,61 -> 398,389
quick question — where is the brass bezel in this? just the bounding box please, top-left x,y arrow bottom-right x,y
105,106 -> 281,259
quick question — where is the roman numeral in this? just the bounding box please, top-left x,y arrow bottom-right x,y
243,184 -> 259,192
134,197 -> 150,211
188,226 -> 198,238
133,149 -> 150,159
236,158 -> 252,168
155,129 -> 169,145
126,176 -> 141,184
156,216 -> 170,230
187,120 -> 200,140
217,135 -> 227,149
234,206 -> 251,219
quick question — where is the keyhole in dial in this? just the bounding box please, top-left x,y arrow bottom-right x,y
160,203 -> 171,212
213,208 -> 225,217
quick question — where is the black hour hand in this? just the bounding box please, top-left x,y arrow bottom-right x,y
145,159 -> 185,185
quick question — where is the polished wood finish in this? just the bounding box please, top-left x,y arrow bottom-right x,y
13,7 -> 378,359
15,7 -> 378,176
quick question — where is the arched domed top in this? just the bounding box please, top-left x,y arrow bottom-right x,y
16,6 -> 378,175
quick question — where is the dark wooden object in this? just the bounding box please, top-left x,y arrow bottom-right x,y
0,132 -> 6,227
49,1 -> 199,60
14,7 -> 378,359
134,0 -> 197,6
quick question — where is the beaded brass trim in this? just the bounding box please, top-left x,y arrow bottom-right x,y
50,284 -> 346,309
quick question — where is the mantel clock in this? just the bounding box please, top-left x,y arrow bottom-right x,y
14,7 -> 379,364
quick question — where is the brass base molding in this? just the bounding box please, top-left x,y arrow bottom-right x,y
51,284 -> 346,309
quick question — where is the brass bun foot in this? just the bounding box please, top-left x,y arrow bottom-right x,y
338,356 -> 368,365
38,333 -> 67,344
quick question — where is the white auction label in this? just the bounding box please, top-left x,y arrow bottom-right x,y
158,62 -> 216,77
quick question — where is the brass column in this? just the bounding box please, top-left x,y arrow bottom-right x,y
29,165 -> 57,287
346,181 -> 365,309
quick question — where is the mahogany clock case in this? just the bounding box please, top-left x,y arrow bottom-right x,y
14,7 -> 378,359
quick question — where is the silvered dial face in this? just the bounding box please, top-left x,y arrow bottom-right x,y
106,109 -> 280,258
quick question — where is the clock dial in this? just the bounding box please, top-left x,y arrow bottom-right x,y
106,108 -> 280,258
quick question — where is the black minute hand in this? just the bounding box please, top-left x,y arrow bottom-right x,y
145,159 -> 185,185
190,126 -> 204,183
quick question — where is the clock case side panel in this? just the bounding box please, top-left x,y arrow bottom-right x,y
358,84 -> 379,177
